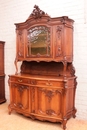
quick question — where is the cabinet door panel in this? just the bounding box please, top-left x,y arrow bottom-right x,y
16,30 -> 25,59
54,25 -> 73,62
54,25 -> 63,58
33,87 -> 63,118
64,27 -> 73,58
10,83 -> 29,112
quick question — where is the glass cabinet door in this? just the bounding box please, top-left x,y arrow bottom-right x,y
26,26 -> 51,57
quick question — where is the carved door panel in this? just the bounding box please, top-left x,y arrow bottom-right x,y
10,83 -> 30,112
31,87 -> 63,118
16,30 -> 25,59
54,25 -> 73,62
54,25 -> 63,59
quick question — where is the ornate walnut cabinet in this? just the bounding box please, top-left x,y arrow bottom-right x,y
8,5 -> 77,130
0,41 -> 6,103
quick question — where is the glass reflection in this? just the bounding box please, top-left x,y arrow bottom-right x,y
27,26 -> 50,56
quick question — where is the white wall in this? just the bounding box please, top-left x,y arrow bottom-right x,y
0,0 -> 87,120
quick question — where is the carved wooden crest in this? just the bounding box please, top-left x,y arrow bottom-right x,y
30,5 -> 45,19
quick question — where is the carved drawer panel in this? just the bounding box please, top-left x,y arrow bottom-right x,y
36,79 -> 64,88
9,76 -> 30,84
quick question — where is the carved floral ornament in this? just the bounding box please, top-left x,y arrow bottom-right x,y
56,26 -> 62,39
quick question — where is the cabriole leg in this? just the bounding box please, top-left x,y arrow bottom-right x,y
62,118 -> 67,130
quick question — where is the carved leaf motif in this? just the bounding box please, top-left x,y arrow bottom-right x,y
18,30 -> 24,57
18,86 -> 29,93
68,64 -> 75,76
39,88 -> 61,102
17,103 -> 23,109
56,26 -> 62,56
46,109 -> 56,116
45,90 -> 53,97
56,26 -> 62,39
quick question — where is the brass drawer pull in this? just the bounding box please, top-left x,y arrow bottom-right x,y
31,80 -> 36,85
46,82 -> 53,86
18,79 -> 22,82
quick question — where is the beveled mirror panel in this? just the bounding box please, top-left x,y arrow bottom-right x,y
27,26 -> 51,57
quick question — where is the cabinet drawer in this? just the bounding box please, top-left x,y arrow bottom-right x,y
9,76 -> 64,88
36,80 -> 64,87
9,77 -> 30,84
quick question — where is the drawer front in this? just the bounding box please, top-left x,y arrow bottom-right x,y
36,80 -> 64,87
9,77 -> 30,84
9,77 -> 37,85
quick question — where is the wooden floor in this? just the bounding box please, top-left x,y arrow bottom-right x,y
0,103 -> 87,130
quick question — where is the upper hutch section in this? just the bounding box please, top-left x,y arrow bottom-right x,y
15,5 -> 74,63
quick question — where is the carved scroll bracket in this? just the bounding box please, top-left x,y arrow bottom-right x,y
14,58 -> 22,74
62,58 -> 67,77
14,58 -> 18,74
